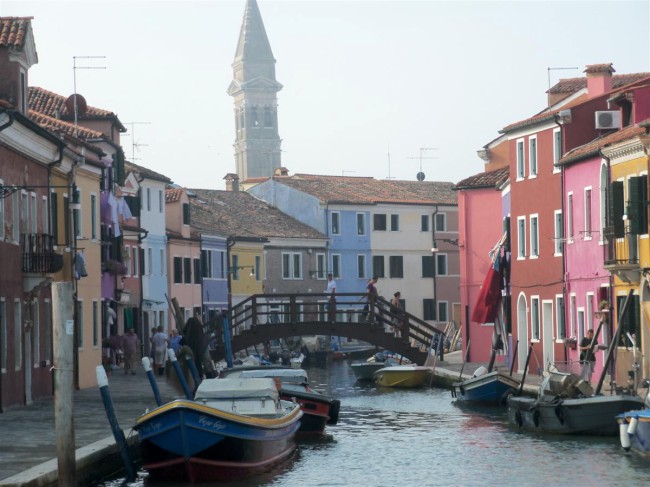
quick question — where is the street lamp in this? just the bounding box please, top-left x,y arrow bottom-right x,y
431,238 -> 459,253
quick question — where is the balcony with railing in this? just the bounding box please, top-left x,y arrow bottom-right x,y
21,233 -> 64,274
603,226 -> 640,283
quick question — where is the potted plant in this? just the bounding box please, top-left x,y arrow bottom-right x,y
103,259 -> 127,276
564,337 -> 577,350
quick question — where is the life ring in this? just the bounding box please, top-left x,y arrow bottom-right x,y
533,409 -> 541,428
554,404 -> 565,425
515,409 -> 523,427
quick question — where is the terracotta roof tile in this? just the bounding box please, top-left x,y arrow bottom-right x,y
125,161 -> 172,184
272,175 -> 456,206
558,121 -> 650,166
503,75 -> 650,133
0,17 -> 32,48
165,188 -> 183,203
189,189 -> 326,240
584,63 -> 615,75
28,109 -> 104,140
453,167 -> 509,190
548,72 -> 649,95
28,86 -> 117,119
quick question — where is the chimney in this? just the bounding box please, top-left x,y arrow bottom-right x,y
223,173 -> 240,191
0,18 -> 38,114
584,63 -> 615,97
273,167 -> 290,177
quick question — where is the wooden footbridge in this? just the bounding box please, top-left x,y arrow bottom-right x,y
209,293 -> 447,365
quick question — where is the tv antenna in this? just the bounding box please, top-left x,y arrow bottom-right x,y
71,55 -> 106,137
124,121 -> 151,161
547,66 -> 579,104
407,147 -> 438,181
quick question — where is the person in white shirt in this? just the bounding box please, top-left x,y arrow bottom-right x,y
151,326 -> 169,376
325,273 -> 337,322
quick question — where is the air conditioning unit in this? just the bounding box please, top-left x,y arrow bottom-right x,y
595,111 -> 621,130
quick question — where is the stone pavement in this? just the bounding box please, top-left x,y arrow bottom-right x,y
0,367 -> 180,485
0,353 -> 547,486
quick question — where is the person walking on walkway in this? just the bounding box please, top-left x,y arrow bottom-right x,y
325,273 -> 337,322
152,326 -> 169,376
121,328 -> 140,375
169,328 -> 182,354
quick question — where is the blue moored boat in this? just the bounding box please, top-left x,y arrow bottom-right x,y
617,406 -> 650,455
451,367 -> 521,405
133,377 -> 302,483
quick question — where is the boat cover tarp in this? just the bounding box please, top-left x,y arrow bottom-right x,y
195,378 -> 279,401
238,369 -> 308,383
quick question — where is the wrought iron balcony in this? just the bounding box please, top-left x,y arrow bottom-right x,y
603,226 -> 640,283
21,234 -> 64,274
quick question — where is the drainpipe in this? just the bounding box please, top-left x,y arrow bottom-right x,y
0,109 -> 14,410
133,175 -> 145,337
599,149 -> 616,380
432,204 -> 439,322
554,114 -> 568,364
226,236 -> 235,315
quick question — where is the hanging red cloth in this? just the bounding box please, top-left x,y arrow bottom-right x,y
471,263 -> 502,323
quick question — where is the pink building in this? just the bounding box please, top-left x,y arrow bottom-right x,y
166,188 -> 202,331
455,167 -> 509,363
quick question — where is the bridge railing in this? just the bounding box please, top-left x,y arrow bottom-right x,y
229,292 -> 445,350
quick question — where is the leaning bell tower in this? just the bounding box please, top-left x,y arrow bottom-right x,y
227,0 -> 283,181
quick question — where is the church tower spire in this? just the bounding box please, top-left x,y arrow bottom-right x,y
227,0 -> 283,181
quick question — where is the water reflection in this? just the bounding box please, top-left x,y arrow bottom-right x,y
100,360 -> 650,487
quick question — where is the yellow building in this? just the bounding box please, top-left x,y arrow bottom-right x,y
603,124 -> 650,386
46,124 -> 105,389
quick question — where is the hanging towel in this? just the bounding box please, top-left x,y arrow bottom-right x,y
74,251 -> 88,279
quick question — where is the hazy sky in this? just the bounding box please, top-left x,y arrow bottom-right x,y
2,0 -> 649,189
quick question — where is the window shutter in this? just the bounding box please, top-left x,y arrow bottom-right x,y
610,181 -> 624,237
629,177 -> 641,235
422,255 -> 434,278
503,216 -> 510,252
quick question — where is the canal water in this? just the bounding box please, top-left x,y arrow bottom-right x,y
101,360 -> 650,487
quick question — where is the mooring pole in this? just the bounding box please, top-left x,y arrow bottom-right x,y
168,349 -> 193,399
142,357 -> 162,407
182,350 -> 202,388
96,366 -> 136,482
52,282 -> 76,486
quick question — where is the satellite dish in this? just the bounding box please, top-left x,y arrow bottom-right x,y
416,171 -> 425,182
65,94 -> 87,116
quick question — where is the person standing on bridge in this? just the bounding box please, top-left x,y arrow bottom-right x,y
362,276 -> 379,323
325,273 -> 337,323
390,291 -> 404,337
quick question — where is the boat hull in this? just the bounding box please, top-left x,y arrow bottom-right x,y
134,400 -> 302,482
373,366 -> 429,388
281,383 -> 341,434
507,394 -> 645,435
617,409 -> 650,456
451,371 -> 520,405
350,362 -> 386,381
